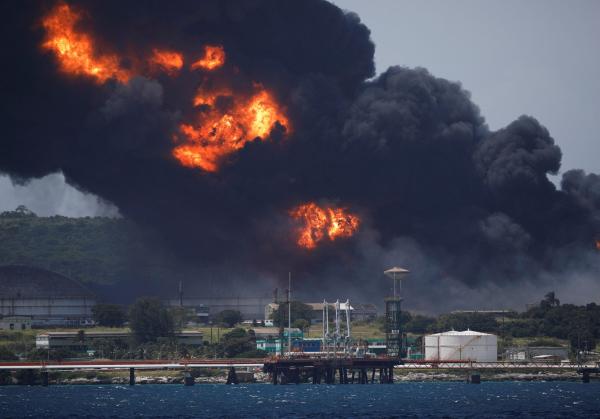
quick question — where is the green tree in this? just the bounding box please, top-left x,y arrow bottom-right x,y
433,312 -> 499,334
214,310 -> 243,327
170,306 -> 192,329
0,346 -> 18,361
292,318 -> 310,332
92,304 -> 127,327
404,315 -> 437,334
272,301 -> 314,326
220,328 -> 258,358
129,298 -> 175,343
0,205 -> 37,218
541,291 -> 560,309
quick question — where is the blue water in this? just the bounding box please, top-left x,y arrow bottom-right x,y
1,382 -> 599,418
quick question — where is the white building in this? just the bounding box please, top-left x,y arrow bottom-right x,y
505,346 -> 569,362
0,315 -> 32,330
0,265 -> 96,327
36,330 -> 204,349
424,330 -> 498,362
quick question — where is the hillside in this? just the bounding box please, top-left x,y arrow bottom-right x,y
0,206 -> 169,285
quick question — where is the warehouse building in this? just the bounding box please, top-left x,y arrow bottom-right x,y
504,346 -> 569,362
0,265 -> 96,327
166,296 -> 273,321
36,330 -> 204,349
0,315 -> 32,330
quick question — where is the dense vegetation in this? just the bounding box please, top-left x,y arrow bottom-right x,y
0,206 -> 175,285
398,293 -> 600,351
92,304 -> 127,327
128,298 -> 176,343
213,310 -> 243,328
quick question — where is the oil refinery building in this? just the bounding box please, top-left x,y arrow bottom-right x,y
0,265 -> 96,328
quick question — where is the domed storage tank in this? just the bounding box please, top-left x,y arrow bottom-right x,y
424,330 -> 497,362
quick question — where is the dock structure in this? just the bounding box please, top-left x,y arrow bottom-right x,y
263,357 -> 397,385
1,359 -> 598,385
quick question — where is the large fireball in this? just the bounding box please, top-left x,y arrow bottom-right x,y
290,203 -> 360,249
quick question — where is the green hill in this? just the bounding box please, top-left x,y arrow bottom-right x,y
0,206 -> 167,285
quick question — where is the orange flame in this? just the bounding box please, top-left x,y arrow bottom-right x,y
173,86 -> 289,171
41,2 -> 130,83
596,239 -> 600,251
40,4 -> 290,172
149,48 -> 183,75
192,87 -> 232,107
290,203 -> 360,249
191,45 -> 226,70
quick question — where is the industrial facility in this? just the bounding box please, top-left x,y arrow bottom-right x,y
0,265 -> 96,327
424,330 -> 498,362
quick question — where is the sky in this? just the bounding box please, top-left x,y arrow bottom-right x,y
1,0 -> 599,216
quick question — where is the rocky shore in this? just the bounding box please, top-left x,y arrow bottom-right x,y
2,369 -> 586,385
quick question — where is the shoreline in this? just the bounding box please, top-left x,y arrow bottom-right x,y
0,370 -> 587,385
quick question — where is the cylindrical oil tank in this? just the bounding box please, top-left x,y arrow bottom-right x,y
424,330 -> 497,362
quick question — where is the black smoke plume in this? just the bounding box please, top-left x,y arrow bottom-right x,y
1,0 -> 599,311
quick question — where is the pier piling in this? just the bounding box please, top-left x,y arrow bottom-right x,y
226,367 -> 239,385
183,371 -> 194,386
41,371 -> 49,387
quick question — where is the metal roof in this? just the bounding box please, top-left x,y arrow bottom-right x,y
427,329 -> 494,337
384,267 -> 410,278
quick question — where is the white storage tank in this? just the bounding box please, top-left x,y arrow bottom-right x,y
424,330 -> 498,362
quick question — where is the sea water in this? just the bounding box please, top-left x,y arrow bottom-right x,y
1,382 -> 599,418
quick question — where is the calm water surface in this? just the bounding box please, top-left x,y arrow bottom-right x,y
1,382 -> 599,418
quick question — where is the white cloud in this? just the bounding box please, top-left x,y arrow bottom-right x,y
0,172 -> 120,218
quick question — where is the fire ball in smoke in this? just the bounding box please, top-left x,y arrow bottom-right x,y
191,45 -> 226,71
41,3 -> 131,83
290,203 -> 360,249
173,87 -> 290,172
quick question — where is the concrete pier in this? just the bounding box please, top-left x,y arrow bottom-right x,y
263,358 -> 398,385
226,367 -> 239,385
183,371 -> 194,386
